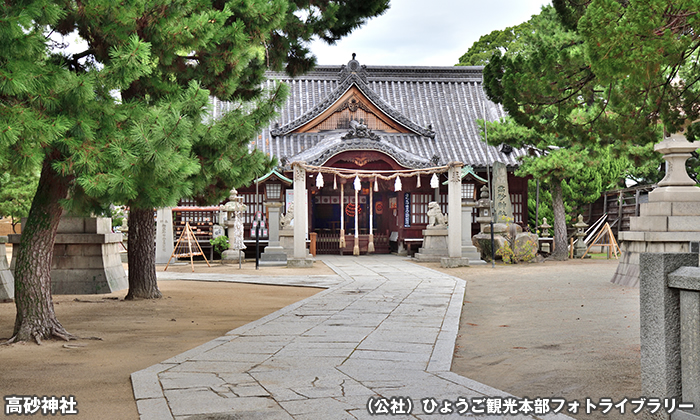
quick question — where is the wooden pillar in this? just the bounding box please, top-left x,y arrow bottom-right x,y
339,182 -> 345,249
353,178 -> 360,256
368,180 -> 375,253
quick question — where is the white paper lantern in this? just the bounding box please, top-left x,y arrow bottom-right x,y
430,173 -> 439,189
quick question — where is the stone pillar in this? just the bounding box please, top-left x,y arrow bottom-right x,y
447,165 -> 462,258
639,253 -> 698,418
0,236 -> 14,300
672,272 -> 700,418
289,163 -> 313,267
440,164 -> 469,268
155,207 -> 174,264
260,202 -> 287,265
462,202 -> 486,265
492,161 -> 514,223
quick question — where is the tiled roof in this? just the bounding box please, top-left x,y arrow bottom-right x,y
213,58 -> 524,169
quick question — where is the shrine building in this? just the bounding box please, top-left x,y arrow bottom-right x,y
208,55 -> 529,256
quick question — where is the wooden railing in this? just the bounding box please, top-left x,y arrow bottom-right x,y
315,230 -> 391,255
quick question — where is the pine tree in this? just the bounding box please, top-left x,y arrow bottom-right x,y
63,0 -> 390,300
4,0 -> 392,341
54,0 -> 289,300
1,1 -> 153,342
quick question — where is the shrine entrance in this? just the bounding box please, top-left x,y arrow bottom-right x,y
296,150 -> 461,256
310,151 -> 399,255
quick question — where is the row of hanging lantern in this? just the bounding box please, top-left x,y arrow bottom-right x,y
309,165 -> 445,256
315,171 -> 440,192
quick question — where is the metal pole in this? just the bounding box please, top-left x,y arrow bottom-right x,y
480,79 -> 495,269
536,179 -> 540,232
488,164 -> 495,268
255,176 -> 259,270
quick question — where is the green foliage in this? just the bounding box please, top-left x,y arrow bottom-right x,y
495,241 -> 514,264
210,235 -> 230,254
476,6 -> 642,260
528,179 -> 555,232
457,20 -> 532,66
578,0 -> 700,135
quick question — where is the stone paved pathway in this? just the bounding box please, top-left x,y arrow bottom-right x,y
132,255 -> 571,419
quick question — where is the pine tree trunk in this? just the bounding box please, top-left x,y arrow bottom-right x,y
551,178 -> 569,261
125,207 -> 162,300
11,159 -> 73,344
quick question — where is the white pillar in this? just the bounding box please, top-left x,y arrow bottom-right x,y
448,164 -> 462,258
293,163 -> 307,259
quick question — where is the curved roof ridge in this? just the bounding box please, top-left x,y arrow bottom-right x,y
271,75 -> 435,138
270,58 -> 436,139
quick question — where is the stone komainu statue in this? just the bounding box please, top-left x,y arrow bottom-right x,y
280,202 -> 294,229
427,201 -> 447,228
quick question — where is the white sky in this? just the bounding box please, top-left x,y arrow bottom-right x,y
309,0 -> 551,66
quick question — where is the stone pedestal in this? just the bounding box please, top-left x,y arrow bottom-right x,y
440,256 -> 470,268
221,249 -> 244,264
280,229 -> 295,257
0,237 -> 14,301
261,202 -> 287,266
9,217 -> 127,294
613,134 -> 700,287
414,228 -> 449,262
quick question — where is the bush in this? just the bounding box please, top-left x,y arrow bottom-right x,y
209,236 -> 229,254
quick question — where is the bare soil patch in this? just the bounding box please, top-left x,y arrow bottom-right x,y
0,260 -> 326,419
420,258 -> 640,420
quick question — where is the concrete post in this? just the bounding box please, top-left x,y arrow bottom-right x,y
155,207 -> 174,264
639,252 -> 698,416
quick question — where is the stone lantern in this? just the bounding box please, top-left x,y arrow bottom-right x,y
573,214 -> 588,258
539,217 -> 552,253
221,188 -> 247,265
539,218 -> 551,238
474,185 -> 493,233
